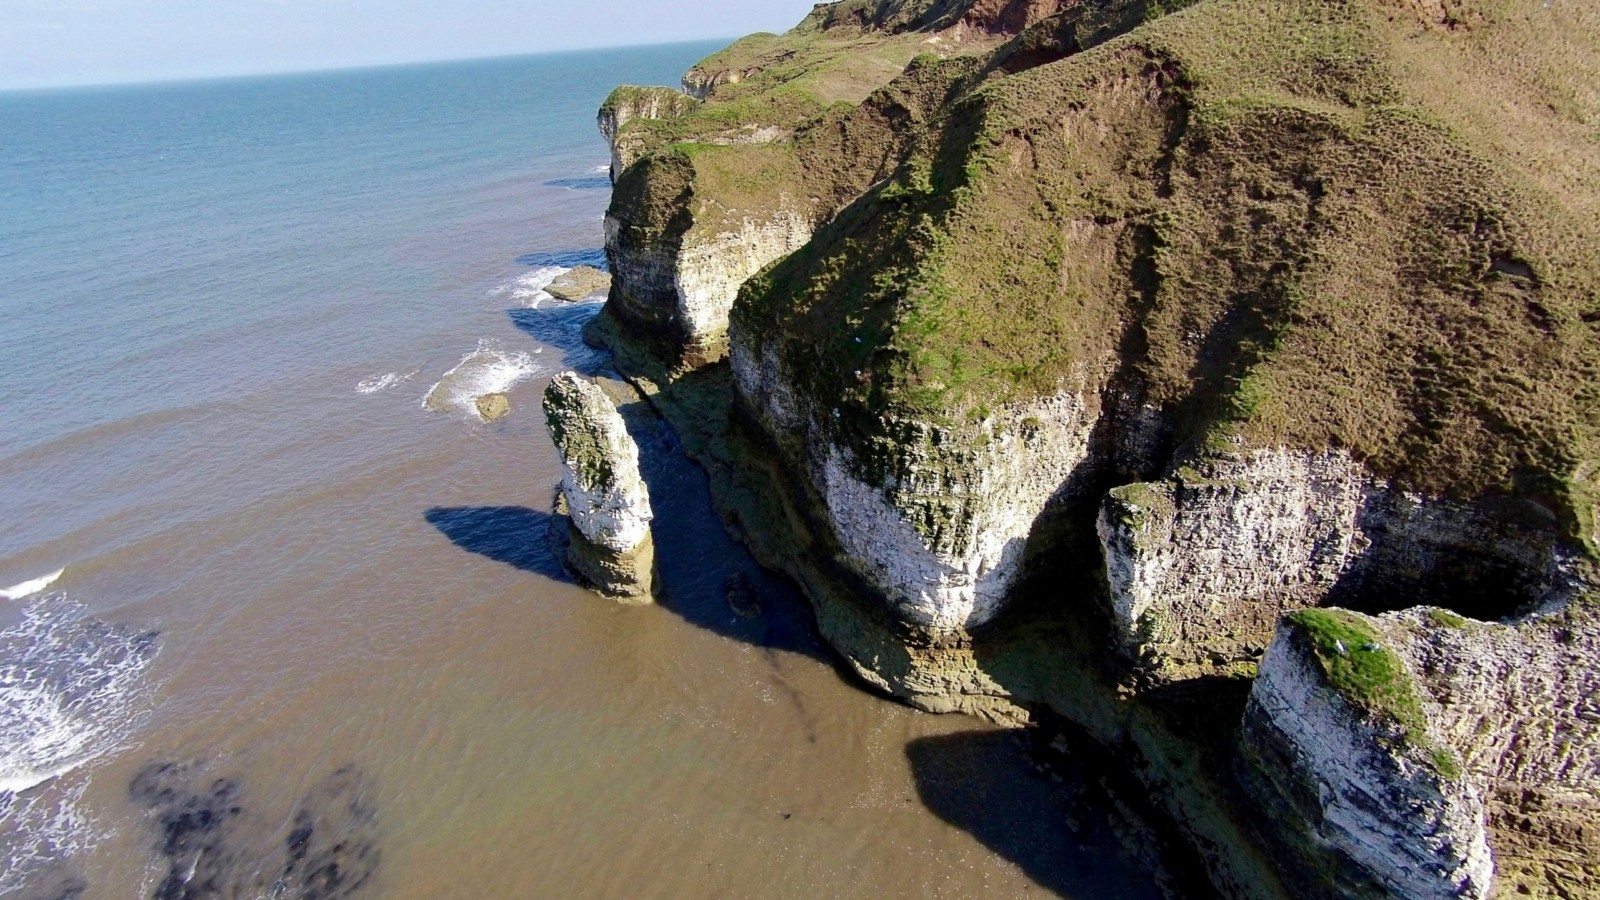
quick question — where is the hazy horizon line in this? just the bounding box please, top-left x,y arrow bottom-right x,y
0,35 -> 743,96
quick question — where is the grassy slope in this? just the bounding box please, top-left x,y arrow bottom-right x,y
734,0 -> 1600,553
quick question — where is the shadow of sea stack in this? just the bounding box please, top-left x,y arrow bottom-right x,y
542,372 -> 655,602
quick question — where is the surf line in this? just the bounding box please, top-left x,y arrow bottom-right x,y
1,569 -> 65,602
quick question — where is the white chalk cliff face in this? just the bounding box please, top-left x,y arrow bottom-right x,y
602,202 -> 814,366
682,65 -> 753,101
601,198 -> 812,365
733,340 -> 1097,631
542,373 -> 652,555
1394,603 -> 1600,800
673,210 -> 813,351
595,84 -> 814,369
1096,449 -> 1573,672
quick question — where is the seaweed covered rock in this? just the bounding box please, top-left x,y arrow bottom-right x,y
542,373 -> 654,601
474,392 -> 510,422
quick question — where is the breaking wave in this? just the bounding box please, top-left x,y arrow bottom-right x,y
0,596 -> 161,891
1,568 -> 64,602
422,340 -> 544,420
0,597 -> 160,794
355,370 -> 418,395
492,266 -> 568,308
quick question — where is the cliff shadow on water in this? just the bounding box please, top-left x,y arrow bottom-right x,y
425,309 -> 834,666
425,505 -> 571,583
605,385 -> 834,664
541,176 -> 611,191
906,729 -> 1165,900
512,248 -> 607,269
508,303 -> 611,376
422,410 -> 831,666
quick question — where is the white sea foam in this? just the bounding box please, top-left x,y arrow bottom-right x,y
422,340 -> 545,420
593,164 -> 610,174
1,568 -> 64,602
492,265 -> 568,308
0,597 -> 160,890
0,597 -> 159,794
0,776 -> 91,896
356,370 -> 418,395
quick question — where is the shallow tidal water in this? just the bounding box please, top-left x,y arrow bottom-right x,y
0,44 -> 1160,898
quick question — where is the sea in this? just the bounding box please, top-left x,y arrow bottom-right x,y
0,44 -> 1161,898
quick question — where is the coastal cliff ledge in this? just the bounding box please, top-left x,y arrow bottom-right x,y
582,0 -> 1600,895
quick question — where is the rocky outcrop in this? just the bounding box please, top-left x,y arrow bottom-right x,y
682,63 -> 755,101
591,0 -> 1043,374
1240,600 -> 1600,897
662,209 -> 813,366
544,265 -> 611,302
474,392 -> 510,422
1240,609 -> 1494,899
1096,450 -> 1576,678
542,373 -> 654,601
597,86 -> 699,177
598,183 -> 815,370
734,340 -> 1103,631
1399,601 -> 1600,895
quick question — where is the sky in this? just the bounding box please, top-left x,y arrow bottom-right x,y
0,0 -> 819,90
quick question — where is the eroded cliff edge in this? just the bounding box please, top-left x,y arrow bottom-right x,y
585,0 -> 1600,895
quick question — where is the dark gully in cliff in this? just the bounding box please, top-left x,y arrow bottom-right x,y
577,1 -> 1600,896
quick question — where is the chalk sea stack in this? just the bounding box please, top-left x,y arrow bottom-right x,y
583,0 -> 1600,894
542,372 -> 655,602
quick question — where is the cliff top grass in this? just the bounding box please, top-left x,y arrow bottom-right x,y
613,0 -> 1010,159
608,47 -> 986,244
733,0 -> 1600,555
599,86 -> 699,122
1288,609 -> 1461,779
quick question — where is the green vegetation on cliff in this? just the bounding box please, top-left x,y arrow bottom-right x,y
543,377 -> 618,491
599,85 -> 699,120
1287,609 -> 1461,779
620,0 -> 1003,154
731,0 -> 1600,555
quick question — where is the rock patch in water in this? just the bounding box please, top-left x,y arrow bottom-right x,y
279,766 -> 380,900
726,573 -> 761,619
129,761 -> 378,900
544,266 -> 611,302
474,392 -> 510,422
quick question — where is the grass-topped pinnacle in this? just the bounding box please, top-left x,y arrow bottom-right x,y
1288,609 -> 1462,779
